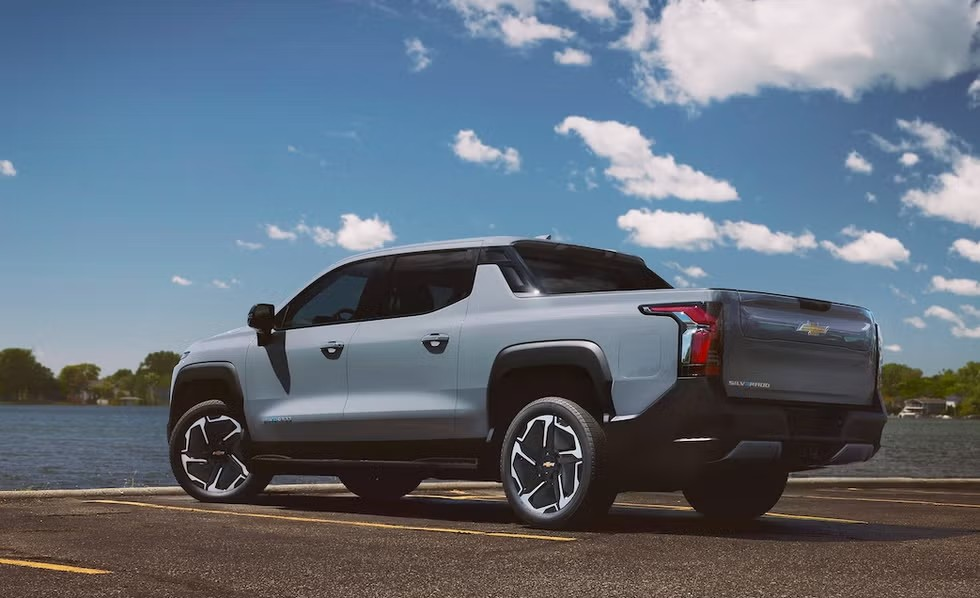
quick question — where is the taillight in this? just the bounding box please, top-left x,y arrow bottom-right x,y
639,302 -> 723,377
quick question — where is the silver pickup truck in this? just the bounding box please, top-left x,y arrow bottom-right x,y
168,236 -> 887,529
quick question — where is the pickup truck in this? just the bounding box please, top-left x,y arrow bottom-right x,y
168,236 -> 887,529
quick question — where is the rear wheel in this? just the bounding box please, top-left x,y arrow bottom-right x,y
169,400 -> 271,503
683,466 -> 788,521
501,397 -> 615,529
340,471 -> 423,501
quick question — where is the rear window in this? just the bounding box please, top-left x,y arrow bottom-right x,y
513,241 -> 671,294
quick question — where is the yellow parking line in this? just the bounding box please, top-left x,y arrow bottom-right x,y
786,494 -> 980,509
0,557 -> 110,575
89,499 -> 575,543
414,494 -> 865,524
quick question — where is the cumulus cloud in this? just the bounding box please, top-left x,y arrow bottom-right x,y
554,47 -> 592,66
845,151 -> 873,174
212,279 -> 230,290
0,160 -> 15,177
618,209 -> 815,255
499,14 -> 574,46
452,130 -> 521,173
865,192 -> 877,204
617,209 -> 719,250
970,77 -> 980,108
265,224 -> 299,241
556,116 -> 738,201
899,152 -> 920,167
445,2 -> 575,47
405,37 -> 432,72
903,316 -> 927,329
961,305 -> 980,318
235,240 -> 263,250
951,239 -> 980,263
820,226 -> 911,269
619,0 -> 980,107
719,221 -> 817,254
665,263 -> 707,278
673,275 -> 693,288
925,304 -> 980,338
883,344 -> 902,353
930,275 -> 980,297
171,275 -> 192,287
335,214 -> 396,251
902,155 -> 980,228
925,305 -> 962,325
565,0 -> 615,21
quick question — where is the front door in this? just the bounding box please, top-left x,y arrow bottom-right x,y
244,257 -> 387,443
344,249 -> 476,441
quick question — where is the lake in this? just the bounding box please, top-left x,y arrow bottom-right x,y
0,404 -> 977,490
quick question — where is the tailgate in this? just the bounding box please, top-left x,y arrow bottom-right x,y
722,291 -> 877,406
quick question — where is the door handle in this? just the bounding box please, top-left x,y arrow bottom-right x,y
421,333 -> 450,353
320,341 -> 345,360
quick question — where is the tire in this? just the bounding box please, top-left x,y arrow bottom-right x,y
501,397 -> 615,529
340,471 -> 422,501
683,466 -> 788,521
169,400 -> 271,503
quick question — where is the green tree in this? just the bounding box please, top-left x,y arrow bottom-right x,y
135,351 -> 180,404
58,363 -> 101,402
105,368 -> 135,397
0,348 -> 59,401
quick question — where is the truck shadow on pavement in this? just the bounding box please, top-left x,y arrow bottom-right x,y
251,493 -> 978,544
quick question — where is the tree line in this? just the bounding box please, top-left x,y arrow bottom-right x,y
880,361 -> 980,416
0,348 -> 180,405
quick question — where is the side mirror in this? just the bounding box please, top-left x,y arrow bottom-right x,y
247,303 -> 276,333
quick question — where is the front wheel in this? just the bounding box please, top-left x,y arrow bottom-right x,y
501,397 -> 615,530
169,400 -> 271,503
683,466 -> 788,521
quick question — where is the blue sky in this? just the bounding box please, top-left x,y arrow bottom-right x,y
1,0 -> 979,375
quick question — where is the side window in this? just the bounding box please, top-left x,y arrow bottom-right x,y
385,250 -> 475,317
481,247 -> 532,293
281,258 -> 385,328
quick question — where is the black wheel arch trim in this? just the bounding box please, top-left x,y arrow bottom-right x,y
168,361 -> 245,438
487,340 -> 615,424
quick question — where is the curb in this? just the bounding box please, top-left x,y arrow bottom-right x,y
0,481 -> 502,500
786,477 -> 980,490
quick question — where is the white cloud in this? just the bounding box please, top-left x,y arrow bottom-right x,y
896,118 -> 965,162
554,47 -> 592,66
899,152 -> 920,167
820,226 -> 910,269
336,213 -> 396,251
0,160 -> 15,177
865,192 -> 877,204
951,239 -> 980,263
952,325 -> 980,338
452,129 -> 521,173
620,0 -> 980,107
925,304 -> 980,338
555,116 -> 738,201
961,305 -> 980,318
212,279 -> 230,290
171,275 -> 192,287
499,14 -> 574,46
235,240 -> 263,250
673,275 -> 693,288
845,151 -> 873,174
902,155 -> 980,228
925,305 -> 963,326
665,262 -> 708,278
903,316 -> 927,329
617,209 -> 719,250
564,0 -> 615,21
883,344 -> 902,353
296,221 -> 338,247
890,284 -> 916,305
405,37 -> 432,72
930,275 -> 980,297
265,224 -> 298,241
970,77 -> 980,108
719,221 -> 817,254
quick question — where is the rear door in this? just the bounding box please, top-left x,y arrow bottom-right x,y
343,249 -> 476,441
244,257 -> 387,443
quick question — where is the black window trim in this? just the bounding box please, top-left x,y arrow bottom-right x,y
276,248 -> 479,330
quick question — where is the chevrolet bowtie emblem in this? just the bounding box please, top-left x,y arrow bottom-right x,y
541,461 -> 556,468
797,321 -> 829,336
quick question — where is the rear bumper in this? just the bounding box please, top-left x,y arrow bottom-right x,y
604,378 -> 887,491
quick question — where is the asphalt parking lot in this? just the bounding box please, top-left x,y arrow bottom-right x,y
1,483 -> 978,597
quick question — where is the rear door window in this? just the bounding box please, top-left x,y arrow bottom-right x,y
384,249 -> 476,317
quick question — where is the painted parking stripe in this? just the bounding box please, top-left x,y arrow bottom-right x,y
89,499 -> 575,543
0,557 -> 110,575
414,494 -> 867,524
786,494 -> 980,509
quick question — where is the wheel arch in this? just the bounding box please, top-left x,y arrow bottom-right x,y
486,340 -> 614,438
168,362 -> 245,438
